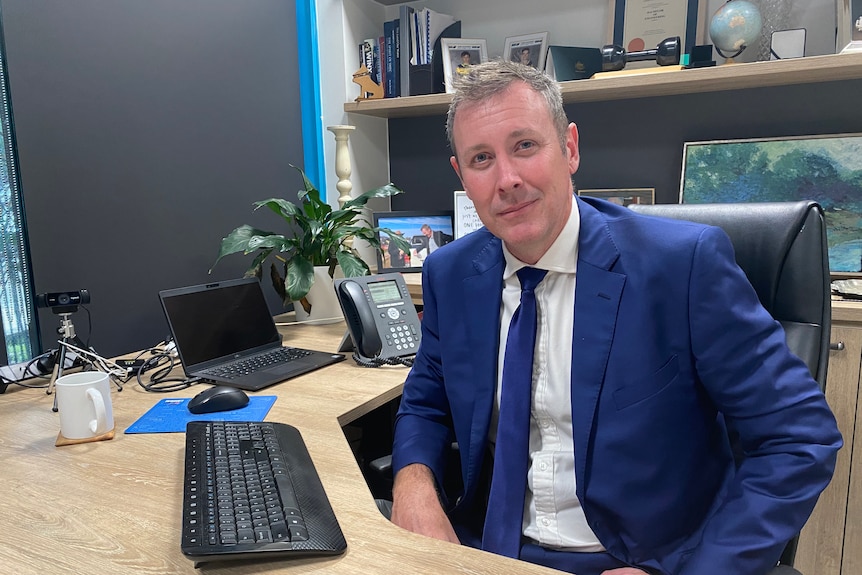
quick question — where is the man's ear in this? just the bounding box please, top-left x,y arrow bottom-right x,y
566,123 -> 580,175
450,155 -> 462,182
451,155 -> 472,199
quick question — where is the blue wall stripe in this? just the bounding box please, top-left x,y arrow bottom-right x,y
296,0 -> 327,200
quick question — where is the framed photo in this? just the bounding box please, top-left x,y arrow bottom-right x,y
441,38 -> 488,93
680,133 -> 862,273
504,32 -> 549,71
372,210 -> 455,272
578,188 -> 655,206
453,191 -> 484,239
608,0 -> 706,56
837,0 -> 862,53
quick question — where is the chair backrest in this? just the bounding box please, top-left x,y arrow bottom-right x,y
628,201 -> 831,570
628,201 -> 831,390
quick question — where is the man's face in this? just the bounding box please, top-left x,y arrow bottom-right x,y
421,227 -> 432,238
450,82 -> 579,264
461,54 -> 471,65
519,49 -> 531,64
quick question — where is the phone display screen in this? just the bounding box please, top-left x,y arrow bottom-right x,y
368,280 -> 401,303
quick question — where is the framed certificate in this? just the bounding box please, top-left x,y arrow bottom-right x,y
608,0 -> 707,56
838,0 -> 862,53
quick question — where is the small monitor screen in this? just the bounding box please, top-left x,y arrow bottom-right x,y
368,280 -> 401,304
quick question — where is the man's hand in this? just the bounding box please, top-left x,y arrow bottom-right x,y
390,463 -> 460,544
601,569 -> 649,574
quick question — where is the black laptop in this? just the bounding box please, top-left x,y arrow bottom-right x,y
159,277 -> 345,391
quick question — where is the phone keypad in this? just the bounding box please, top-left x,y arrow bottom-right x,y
385,322 -> 418,352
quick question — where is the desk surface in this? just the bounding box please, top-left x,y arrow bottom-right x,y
0,320 -> 557,575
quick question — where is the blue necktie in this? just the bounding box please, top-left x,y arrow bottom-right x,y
482,266 -> 547,558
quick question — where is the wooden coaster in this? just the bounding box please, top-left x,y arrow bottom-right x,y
55,427 -> 116,447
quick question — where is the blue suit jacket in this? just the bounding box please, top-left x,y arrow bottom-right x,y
393,197 -> 841,575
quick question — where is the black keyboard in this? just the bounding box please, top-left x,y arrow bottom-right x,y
201,347 -> 313,380
181,421 -> 347,565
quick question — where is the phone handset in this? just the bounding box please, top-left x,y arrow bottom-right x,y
338,280 -> 383,359
334,274 -> 421,368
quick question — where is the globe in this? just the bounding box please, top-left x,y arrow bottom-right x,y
709,0 -> 763,59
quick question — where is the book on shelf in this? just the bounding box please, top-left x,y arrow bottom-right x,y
383,18 -> 399,98
377,34 -> 386,93
358,38 -> 380,85
544,46 -> 602,82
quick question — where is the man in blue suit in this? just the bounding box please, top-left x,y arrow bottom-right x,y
390,60 -> 842,575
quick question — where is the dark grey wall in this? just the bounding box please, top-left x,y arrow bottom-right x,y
389,79 -> 862,209
1,0 -> 303,357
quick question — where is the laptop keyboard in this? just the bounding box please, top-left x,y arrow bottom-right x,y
201,347 -> 313,380
182,421 -> 346,564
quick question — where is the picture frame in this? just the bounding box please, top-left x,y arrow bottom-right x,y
578,188 -> 655,206
453,191 -> 484,239
680,133 -> 862,273
441,38 -> 488,93
372,210 -> 455,273
504,32 -> 549,71
837,0 -> 862,53
608,0 -> 707,56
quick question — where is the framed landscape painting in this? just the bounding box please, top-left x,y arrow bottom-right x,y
680,133 -> 862,273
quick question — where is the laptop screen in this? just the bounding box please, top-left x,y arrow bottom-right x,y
160,278 -> 280,368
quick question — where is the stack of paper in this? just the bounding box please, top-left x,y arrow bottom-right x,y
411,8 -> 456,65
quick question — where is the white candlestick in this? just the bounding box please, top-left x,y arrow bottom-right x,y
327,125 -> 356,208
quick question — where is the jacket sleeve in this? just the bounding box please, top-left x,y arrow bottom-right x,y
678,226 -> 842,575
391,261 -> 454,490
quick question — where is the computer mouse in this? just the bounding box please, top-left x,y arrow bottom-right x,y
187,385 -> 250,414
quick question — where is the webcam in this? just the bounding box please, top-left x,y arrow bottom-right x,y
35,289 -> 90,309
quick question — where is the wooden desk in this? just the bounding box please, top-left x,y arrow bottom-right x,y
0,320 -> 557,575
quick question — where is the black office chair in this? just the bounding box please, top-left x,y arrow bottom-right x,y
629,200 -> 832,575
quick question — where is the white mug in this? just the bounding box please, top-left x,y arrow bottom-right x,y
55,371 -> 114,440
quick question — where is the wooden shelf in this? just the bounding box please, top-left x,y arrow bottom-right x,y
344,53 -> 862,118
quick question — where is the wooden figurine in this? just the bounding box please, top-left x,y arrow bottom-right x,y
352,66 -> 383,101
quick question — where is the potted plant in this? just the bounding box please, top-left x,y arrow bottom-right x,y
211,165 -> 410,317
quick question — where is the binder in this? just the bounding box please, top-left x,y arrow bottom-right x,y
544,46 -> 602,81
398,5 -> 413,97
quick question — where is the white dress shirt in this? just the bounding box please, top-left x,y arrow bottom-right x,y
492,199 -> 605,551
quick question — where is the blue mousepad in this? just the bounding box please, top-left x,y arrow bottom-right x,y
125,396 -> 277,434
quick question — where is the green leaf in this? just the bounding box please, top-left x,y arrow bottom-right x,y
210,225 -> 275,271
336,250 -> 371,278
342,183 -> 404,209
376,227 -> 412,253
254,198 -> 301,221
290,163 -> 318,196
248,234 -> 292,252
285,256 -> 314,301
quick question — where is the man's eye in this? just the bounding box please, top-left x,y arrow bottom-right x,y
518,141 -> 535,151
472,153 -> 490,164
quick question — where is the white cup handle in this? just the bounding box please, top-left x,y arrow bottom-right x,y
87,388 -> 108,435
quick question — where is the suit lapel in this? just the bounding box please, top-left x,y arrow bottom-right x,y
571,199 -> 626,500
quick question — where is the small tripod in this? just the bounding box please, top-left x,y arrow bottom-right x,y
45,306 -> 85,411
43,305 -> 122,411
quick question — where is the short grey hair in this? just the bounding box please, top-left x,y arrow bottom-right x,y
446,59 -> 569,159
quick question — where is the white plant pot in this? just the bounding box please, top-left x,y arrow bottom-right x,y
293,265 -> 344,325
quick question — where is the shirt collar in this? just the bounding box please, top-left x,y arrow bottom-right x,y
502,197 -> 580,281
